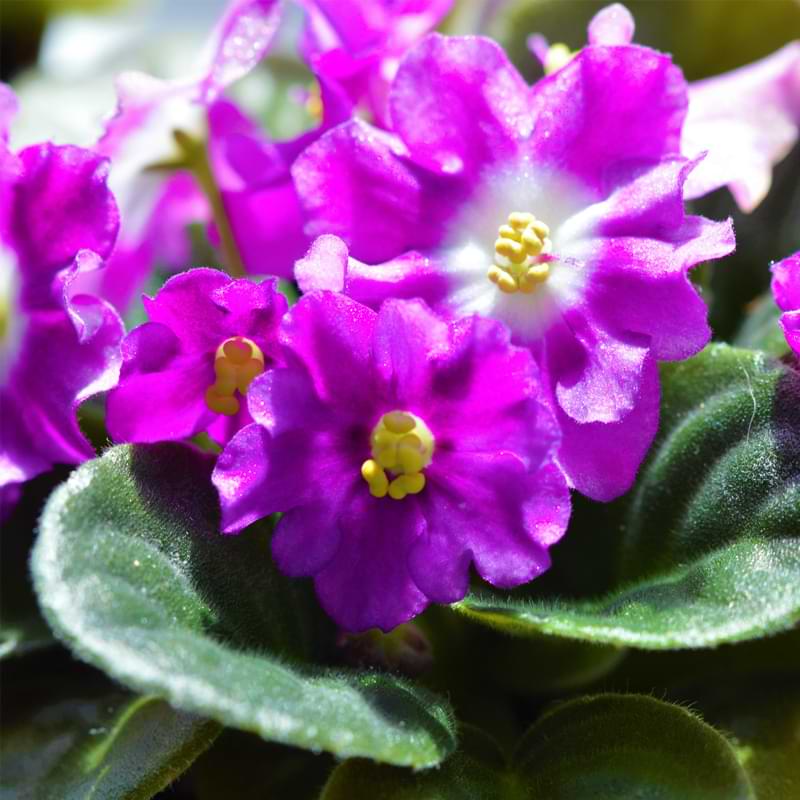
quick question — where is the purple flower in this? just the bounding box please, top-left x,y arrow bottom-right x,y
538,3 -> 800,212
1,86 -> 123,497
106,268 -> 287,445
92,0 -> 281,312
207,74 -> 351,280
299,0 -> 453,125
292,34 -> 734,501
771,252 -> 800,357
213,292 -> 569,632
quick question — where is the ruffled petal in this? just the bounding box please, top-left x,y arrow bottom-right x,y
771,251 -> 800,312
545,312 -> 650,425
389,33 -> 531,177
683,42 -> 800,212
295,234 -> 452,310
372,298 -> 450,409
12,144 -> 118,310
410,451 -> 566,600
1,304 -> 122,484
556,354 -> 660,501
586,216 -> 734,360
279,291 -> 377,412
587,3 -> 635,46
292,119 -> 430,263
315,492 -> 428,632
528,45 -> 686,193
106,351 -> 213,444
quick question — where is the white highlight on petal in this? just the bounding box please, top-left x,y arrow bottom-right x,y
440,159 -> 597,342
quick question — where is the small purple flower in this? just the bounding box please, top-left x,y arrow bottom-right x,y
771,252 -> 800,357
106,268 -> 287,445
1,86 -> 123,497
213,291 -> 569,632
293,34 -> 735,501
299,0 -> 453,125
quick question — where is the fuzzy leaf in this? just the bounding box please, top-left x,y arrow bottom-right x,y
0,675 -> 218,800
321,695 -> 754,799
456,345 -> 800,648
31,443 -> 456,768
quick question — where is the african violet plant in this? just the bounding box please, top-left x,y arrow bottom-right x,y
1,0 -> 799,797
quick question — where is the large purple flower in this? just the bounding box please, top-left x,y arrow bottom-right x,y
771,252 -> 800,357
213,292 -> 569,632
106,268 -> 287,445
1,86 -> 123,498
292,34 -> 735,501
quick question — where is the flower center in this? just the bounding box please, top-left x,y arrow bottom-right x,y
204,336 -> 265,416
361,410 -> 435,500
544,43 -> 576,75
487,212 -> 553,294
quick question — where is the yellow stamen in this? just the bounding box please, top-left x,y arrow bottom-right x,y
544,43 -> 576,75
362,410 -> 434,500
488,211 -> 554,295
204,336 -> 265,416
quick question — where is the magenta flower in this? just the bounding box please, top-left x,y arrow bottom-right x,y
91,0 -> 281,312
299,0 -> 453,125
213,292 -> 569,632
771,252 -> 800,357
106,268 -> 287,446
207,74 -> 351,280
293,34 -> 734,501
1,86 -> 123,497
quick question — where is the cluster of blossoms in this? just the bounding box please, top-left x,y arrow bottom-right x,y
3,2 -> 799,630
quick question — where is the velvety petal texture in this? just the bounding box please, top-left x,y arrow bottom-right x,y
294,34 -> 735,501
213,292 -> 568,632
1,114 -> 124,497
771,252 -> 800,357
106,268 -> 287,445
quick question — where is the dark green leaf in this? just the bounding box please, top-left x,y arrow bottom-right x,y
0,659 -> 218,800
320,726 -> 509,800
456,345 -> 800,648
31,443 -> 456,768
514,693 -> 754,799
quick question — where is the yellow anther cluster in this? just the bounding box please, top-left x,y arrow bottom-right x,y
544,43 -> 576,75
205,336 -> 265,416
361,410 -> 435,500
487,212 -> 552,294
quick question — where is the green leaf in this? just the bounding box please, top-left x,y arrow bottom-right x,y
320,726 -> 510,800
31,443 -> 456,768
1,470 -> 68,659
320,695 -> 755,799
513,694 -> 754,800
0,661 -> 218,800
456,345 -> 800,648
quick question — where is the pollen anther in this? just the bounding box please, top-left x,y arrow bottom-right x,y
205,336 -> 265,416
362,410 -> 434,500
488,212 -> 553,295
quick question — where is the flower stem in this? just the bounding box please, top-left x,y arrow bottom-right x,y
173,128 -> 246,278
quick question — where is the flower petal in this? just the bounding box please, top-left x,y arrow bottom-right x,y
556,354 -> 660,501
389,33 -> 531,177
529,45 -> 686,193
